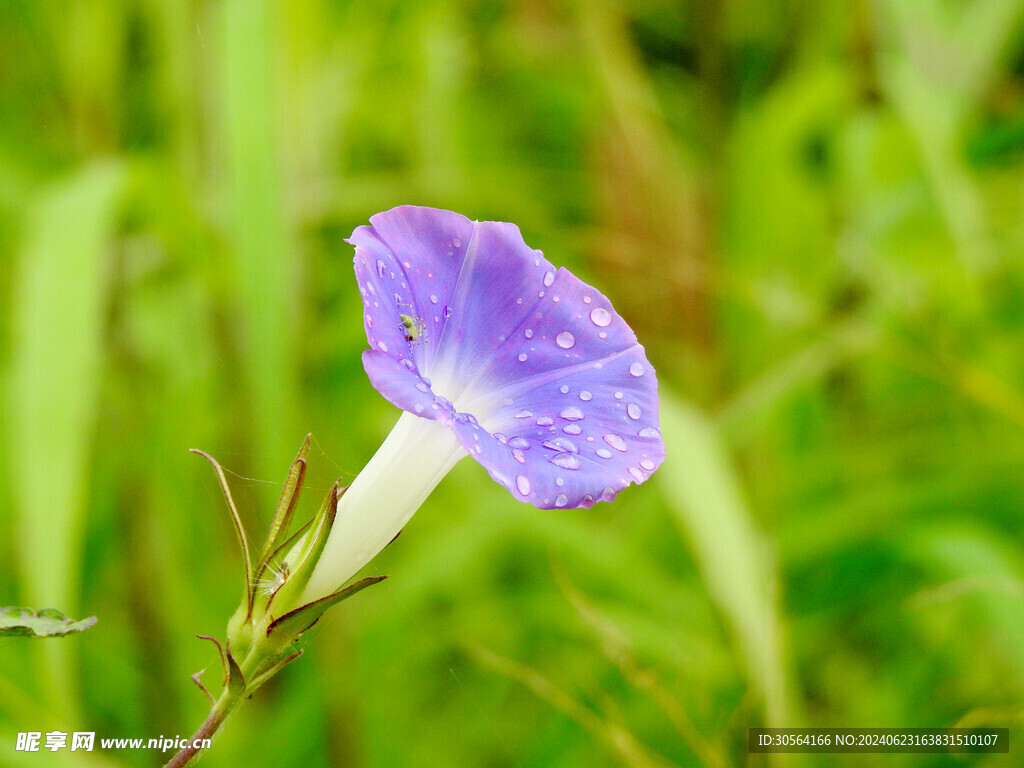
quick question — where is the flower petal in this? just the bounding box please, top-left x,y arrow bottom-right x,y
349,206 -> 665,509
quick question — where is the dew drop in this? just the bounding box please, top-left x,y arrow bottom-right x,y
518,353 -> 528,362
550,453 -> 580,470
562,423 -> 582,435
508,437 -> 530,449
640,459 -> 656,471
543,271 -> 555,287
515,410 -> 533,420
599,331 -> 608,339
536,416 -> 554,427
628,466 -> 645,483
414,404 -> 423,414
376,260 -> 386,278
515,475 -> 531,496
614,391 -> 624,400
543,437 -> 578,454
559,406 -> 584,421
638,427 -> 660,438
429,294 -> 438,304
494,432 -> 508,444
365,314 -> 373,328
443,305 -> 453,318
525,329 -> 533,339
512,449 -> 526,464
600,487 -> 616,502
596,448 -> 612,459
582,495 -> 595,507
627,403 -> 642,420
415,382 -> 429,393
629,362 -> 644,377
590,307 -> 612,327
583,295 -> 592,304
579,391 -> 592,401
603,433 -> 627,452
555,477 -> 565,487
453,237 -> 462,248
555,493 -> 568,507
377,340 -> 388,352
402,260 -> 411,269
559,384 -> 570,394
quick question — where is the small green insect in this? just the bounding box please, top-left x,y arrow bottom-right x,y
399,313 -> 428,343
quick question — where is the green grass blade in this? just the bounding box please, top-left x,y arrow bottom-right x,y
7,161 -> 124,716
657,393 -> 796,731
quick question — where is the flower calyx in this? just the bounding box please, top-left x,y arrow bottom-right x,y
191,435 -> 386,699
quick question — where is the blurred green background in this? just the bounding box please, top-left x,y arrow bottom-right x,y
2,0 -> 1024,766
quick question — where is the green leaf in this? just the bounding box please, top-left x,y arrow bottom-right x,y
0,607 -> 97,639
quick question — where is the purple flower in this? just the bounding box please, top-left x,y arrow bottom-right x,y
302,206 -> 663,602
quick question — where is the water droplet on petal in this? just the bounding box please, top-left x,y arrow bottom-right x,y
562,424 -> 582,435
414,404 -> 423,414
494,432 -> 508,444
415,382 -> 429,392
515,475 -> 531,496
453,237 -> 462,248
582,494 -> 595,507
559,406 -> 584,421
376,260 -> 386,278
596,448 -> 612,459
629,362 -> 644,377
377,340 -> 389,352
430,294 -> 438,304
525,329 -> 533,339
560,384 -> 570,394
554,331 -> 575,349
555,493 -> 568,507
640,459 -> 656,470
627,403 -> 642,419
638,427 -> 660,438
543,437 -> 578,454
515,410 -> 533,419
614,391 -> 624,400
628,466 -> 645,483
518,353 -> 528,362
601,487 -> 616,502
509,437 -> 530,449
579,391 -> 592,401
512,449 -> 526,464
536,416 -> 554,427
550,453 -> 580,470
555,477 -> 565,487
443,305 -> 453,318
583,295 -> 592,304
590,307 -> 612,327
603,434 -> 627,452
543,271 -> 555,287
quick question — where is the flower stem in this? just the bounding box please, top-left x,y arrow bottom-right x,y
162,689 -> 240,768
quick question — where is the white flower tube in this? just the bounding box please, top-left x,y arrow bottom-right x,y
300,412 -> 466,604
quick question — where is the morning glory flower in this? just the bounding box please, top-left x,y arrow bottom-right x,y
301,206 -> 664,603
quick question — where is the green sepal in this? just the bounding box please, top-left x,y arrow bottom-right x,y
191,449 -> 254,619
0,606 -> 96,638
262,479 -> 343,615
225,645 -> 246,698
252,517 -> 314,614
254,435 -> 310,574
244,649 -> 303,697
267,575 -> 387,640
